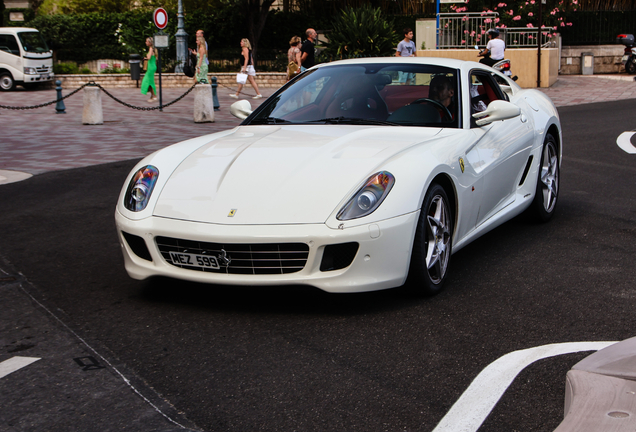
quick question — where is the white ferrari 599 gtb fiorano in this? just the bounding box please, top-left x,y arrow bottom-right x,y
115,57 -> 561,295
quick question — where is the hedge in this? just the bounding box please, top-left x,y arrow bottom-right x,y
9,8 -> 424,65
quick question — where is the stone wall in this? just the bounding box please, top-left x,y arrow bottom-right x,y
46,72 -> 287,89
560,45 -> 626,75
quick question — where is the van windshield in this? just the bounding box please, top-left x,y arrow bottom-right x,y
17,32 -> 49,53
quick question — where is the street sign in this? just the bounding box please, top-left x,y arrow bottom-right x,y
154,33 -> 169,48
153,8 -> 168,30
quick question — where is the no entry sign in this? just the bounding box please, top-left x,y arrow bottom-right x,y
153,8 -> 168,29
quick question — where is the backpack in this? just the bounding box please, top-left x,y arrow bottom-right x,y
183,52 -> 196,77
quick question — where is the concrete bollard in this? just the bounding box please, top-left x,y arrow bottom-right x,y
193,84 -> 215,123
82,86 -> 103,125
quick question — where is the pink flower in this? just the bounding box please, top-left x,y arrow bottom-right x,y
527,23 -> 534,27
497,2 -> 507,6
567,22 -> 573,26
513,15 -> 521,20
495,18 -> 500,23
530,0 -> 535,3
461,40 -> 466,44
560,22 -> 565,26
528,12 -> 533,16
485,18 -> 492,23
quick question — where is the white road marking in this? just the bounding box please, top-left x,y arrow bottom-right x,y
432,341 -> 617,432
0,356 -> 41,379
616,132 -> 636,154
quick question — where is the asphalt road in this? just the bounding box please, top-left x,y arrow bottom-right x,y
1,99 -> 635,432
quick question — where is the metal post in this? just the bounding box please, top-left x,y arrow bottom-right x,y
436,0 -> 440,49
537,0 -> 543,87
158,48 -> 163,111
55,80 -> 66,114
211,76 -> 220,111
175,0 -> 188,73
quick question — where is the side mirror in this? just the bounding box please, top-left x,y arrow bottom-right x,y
472,100 -> 521,126
230,100 -> 253,120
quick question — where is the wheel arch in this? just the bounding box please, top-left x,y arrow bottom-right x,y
547,123 -> 561,158
429,172 -> 458,236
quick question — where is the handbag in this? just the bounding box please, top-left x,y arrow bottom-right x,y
236,72 -> 248,84
183,53 -> 196,78
287,61 -> 299,80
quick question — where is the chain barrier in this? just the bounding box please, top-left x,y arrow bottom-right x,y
0,81 -> 198,111
0,82 -> 91,110
94,82 -> 198,111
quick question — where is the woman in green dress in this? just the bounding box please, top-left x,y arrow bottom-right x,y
194,35 -> 208,84
141,37 -> 157,102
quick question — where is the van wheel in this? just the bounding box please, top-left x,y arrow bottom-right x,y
0,73 -> 16,91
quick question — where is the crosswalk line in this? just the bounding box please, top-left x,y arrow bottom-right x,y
0,356 -> 41,379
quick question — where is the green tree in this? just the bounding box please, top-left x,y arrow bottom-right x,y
322,4 -> 399,59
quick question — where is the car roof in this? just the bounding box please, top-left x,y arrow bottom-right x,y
0,27 -> 39,35
316,56 -> 471,70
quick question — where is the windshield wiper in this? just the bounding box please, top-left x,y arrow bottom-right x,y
306,116 -> 399,126
250,117 -> 292,125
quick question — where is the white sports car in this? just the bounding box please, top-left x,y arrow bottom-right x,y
115,57 -> 561,294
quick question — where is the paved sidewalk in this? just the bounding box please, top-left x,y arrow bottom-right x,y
1,73 -> 636,182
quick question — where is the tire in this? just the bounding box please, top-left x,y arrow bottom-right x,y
0,72 -> 16,91
530,133 -> 559,222
626,59 -> 636,75
407,183 -> 453,296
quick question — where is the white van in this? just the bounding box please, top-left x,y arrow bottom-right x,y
0,27 -> 54,91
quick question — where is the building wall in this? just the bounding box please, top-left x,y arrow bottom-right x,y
560,45 -> 626,75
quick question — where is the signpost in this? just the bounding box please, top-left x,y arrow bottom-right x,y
153,8 -> 168,111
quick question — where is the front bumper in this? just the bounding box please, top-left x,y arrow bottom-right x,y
114,210 -> 420,293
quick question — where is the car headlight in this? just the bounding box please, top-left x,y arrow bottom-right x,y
124,165 -> 159,211
23,67 -> 37,75
337,171 -> 395,221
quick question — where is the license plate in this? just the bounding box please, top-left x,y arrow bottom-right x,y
622,55 -> 629,63
169,252 -> 220,269
40,73 -> 49,80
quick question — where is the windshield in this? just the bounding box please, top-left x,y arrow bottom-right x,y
17,32 -> 50,53
247,63 -> 460,128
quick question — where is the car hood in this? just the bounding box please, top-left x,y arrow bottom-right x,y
153,125 -> 443,225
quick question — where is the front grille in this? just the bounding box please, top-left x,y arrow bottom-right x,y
156,236 -> 309,275
36,66 -> 50,73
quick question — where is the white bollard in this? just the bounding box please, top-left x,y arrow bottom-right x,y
193,84 -> 215,123
82,86 -> 103,125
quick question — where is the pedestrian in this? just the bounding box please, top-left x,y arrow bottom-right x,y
300,28 -> 317,72
230,38 -> 263,99
189,29 -> 209,68
141,37 -> 157,102
396,28 -> 416,85
287,36 -> 302,81
396,28 -> 416,57
194,35 -> 209,84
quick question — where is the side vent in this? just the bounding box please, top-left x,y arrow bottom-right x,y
320,242 -> 359,272
122,231 -> 153,261
519,155 -> 534,186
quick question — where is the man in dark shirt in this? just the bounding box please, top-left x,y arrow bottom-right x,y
300,28 -> 317,72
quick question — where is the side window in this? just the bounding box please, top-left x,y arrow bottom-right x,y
469,71 -> 506,127
0,35 -> 20,55
491,73 -> 511,101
